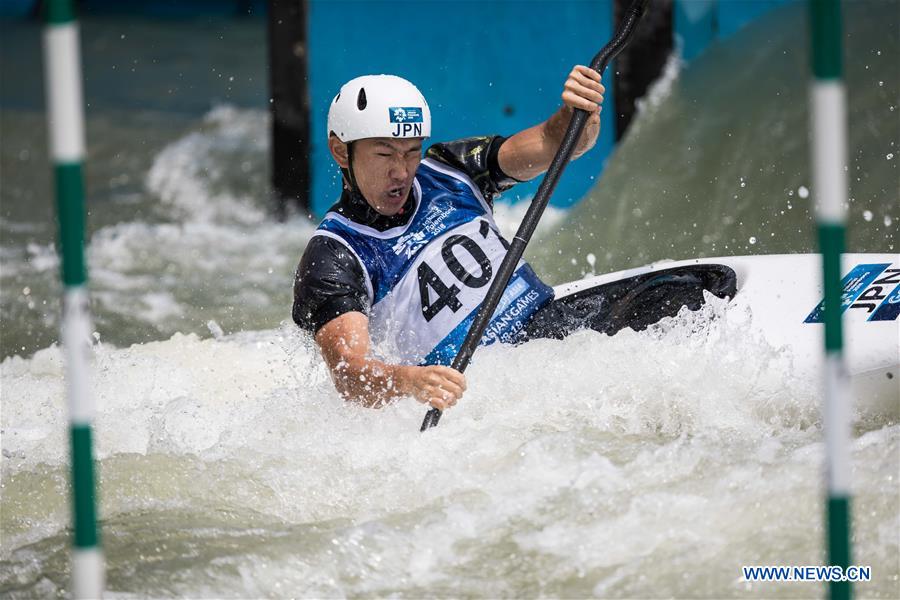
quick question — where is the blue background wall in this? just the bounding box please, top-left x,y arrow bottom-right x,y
307,0 -> 615,217
675,0 -> 794,61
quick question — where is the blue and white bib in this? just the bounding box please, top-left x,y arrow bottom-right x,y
312,157 -> 554,366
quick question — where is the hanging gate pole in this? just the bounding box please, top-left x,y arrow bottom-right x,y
808,1 -> 853,599
42,0 -> 104,596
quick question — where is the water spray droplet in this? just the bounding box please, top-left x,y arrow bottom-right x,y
207,320 -> 225,339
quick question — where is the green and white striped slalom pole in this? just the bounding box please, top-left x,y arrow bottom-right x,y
42,0 -> 105,597
808,1 -> 852,599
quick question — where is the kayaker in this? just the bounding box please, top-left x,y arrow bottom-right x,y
293,66 -> 604,410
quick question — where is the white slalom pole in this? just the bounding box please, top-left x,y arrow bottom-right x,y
42,0 -> 105,596
808,1 -> 852,599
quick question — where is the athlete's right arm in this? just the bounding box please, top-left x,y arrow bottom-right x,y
295,236 -> 466,409
315,311 -> 466,410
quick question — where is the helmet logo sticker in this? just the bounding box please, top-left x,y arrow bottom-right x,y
389,107 -> 424,137
389,107 -> 423,123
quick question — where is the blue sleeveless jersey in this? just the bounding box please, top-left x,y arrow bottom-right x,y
312,157 -> 554,366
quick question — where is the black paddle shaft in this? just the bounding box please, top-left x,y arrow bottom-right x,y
420,0 -> 652,432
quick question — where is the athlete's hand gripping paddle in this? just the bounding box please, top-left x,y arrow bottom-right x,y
420,0 -> 652,432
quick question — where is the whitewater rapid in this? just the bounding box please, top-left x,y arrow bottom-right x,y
3,297 -> 898,597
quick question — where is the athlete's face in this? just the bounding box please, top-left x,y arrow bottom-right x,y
330,136 -> 422,216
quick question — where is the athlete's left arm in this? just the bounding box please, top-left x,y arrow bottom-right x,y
498,65 -> 604,182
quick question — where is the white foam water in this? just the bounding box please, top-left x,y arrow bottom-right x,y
2,298 -> 898,597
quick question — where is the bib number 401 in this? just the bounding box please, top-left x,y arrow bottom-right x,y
417,221 -> 504,322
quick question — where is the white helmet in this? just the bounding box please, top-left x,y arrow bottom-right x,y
327,75 -> 431,143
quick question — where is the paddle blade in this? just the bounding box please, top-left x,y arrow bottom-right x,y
420,407 -> 442,431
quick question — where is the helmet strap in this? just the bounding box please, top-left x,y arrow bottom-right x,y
345,141 -> 360,191
341,141 -> 368,201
